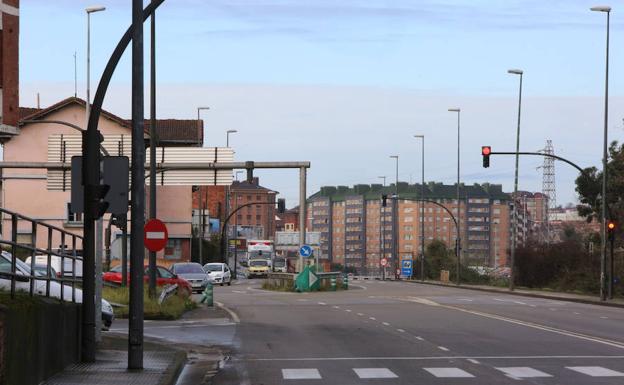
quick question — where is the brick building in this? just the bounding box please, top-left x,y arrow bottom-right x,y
0,0 -> 19,142
276,206 -> 299,232
307,182 -> 513,275
228,177 -> 277,240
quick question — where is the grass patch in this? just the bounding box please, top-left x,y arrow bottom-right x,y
102,286 -> 197,320
0,289 -> 43,311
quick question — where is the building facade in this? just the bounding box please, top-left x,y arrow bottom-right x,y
228,177 -> 277,240
1,97 -> 202,263
0,0 -> 19,142
307,182 -> 513,275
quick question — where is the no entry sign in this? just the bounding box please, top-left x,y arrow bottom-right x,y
380,258 -> 388,267
144,219 -> 168,252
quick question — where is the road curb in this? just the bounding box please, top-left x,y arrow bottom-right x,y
158,349 -> 187,385
404,280 -> 624,309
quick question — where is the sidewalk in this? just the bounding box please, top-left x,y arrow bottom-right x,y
409,279 -> 624,308
42,335 -> 186,385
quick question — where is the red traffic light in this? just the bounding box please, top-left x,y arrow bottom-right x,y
482,146 -> 492,156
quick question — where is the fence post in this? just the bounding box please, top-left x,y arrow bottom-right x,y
29,221 -> 37,296
10,214 -> 17,299
46,227 -> 53,297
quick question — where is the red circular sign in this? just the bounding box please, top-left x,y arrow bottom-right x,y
144,219 -> 169,252
380,258 -> 388,267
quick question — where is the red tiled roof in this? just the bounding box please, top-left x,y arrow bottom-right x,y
19,97 -> 203,145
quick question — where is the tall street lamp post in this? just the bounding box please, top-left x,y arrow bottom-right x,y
507,69 -> 524,291
226,129 -> 238,147
390,155 -> 399,278
86,4 -> 106,347
448,108 -> 461,285
591,5 -> 611,301
414,135 -> 425,281
197,107 -> 210,264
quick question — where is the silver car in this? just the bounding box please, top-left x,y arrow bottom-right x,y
170,262 -> 210,293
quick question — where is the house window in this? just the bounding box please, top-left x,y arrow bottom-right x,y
66,203 -> 83,223
164,239 -> 182,260
285,223 -> 295,231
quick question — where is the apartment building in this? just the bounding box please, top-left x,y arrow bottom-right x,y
308,182 -> 513,275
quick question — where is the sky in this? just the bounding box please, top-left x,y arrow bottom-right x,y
19,0 -> 624,208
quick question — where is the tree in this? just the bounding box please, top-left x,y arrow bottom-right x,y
575,140 -> 624,244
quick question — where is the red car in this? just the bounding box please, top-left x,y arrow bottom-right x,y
103,265 -> 192,296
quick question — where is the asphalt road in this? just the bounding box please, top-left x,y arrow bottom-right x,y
207,279 -> 624,385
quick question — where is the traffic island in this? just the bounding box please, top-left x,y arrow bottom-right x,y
262,268 -> 349,292
102,286 -> 197,320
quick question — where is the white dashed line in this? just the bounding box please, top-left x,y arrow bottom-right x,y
574,312 -> 581,315
345,309 -> 352,312
415,336 -> 424,341
382,322 -> 390,326
396,329 -> 406,333
318,302 -> 326,305
332,306 -> 340,309
600,316 -> 609,319
357,313 -> 364,316
369,317 -> 376,321
438,346 -> 450,352
467,359 -> 481,364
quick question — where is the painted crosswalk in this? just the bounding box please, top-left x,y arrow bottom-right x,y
280,365 -> 624,380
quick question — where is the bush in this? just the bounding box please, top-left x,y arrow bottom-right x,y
102,286 -> 196,320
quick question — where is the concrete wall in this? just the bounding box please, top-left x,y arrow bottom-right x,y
0,297 -> 81,385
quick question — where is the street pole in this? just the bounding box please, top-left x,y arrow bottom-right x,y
224,130 -> 236,268
448,108 -> 461,285
129,0 -> 145,369
508,69 -> 524,291
83,5 -> 106,362
414,135 -> 425,281
299,167 -> 307,272
390,156 -> 399,278
591,5 -> 611,301
378,176 -> 386,279
196,107 -> 209,265
148,0 -> 158,300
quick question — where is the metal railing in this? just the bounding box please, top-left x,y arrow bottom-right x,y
0,207 -> 83,302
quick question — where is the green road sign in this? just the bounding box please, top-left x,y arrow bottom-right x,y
295,266 -> 320,292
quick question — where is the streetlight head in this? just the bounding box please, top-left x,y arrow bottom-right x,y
448,108 -> 460,112
227,129 -> 238,134
590,5 -> 611,12
507,69 -> 523,75
197,106 -> 210,110
390,155 -> 399,159
86,5 -> 106,13
414,135 -> 424,138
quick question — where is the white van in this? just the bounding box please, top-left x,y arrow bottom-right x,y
25,254 -> 83,278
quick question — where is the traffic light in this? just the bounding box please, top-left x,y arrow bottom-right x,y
382,194 -> 388,207
607,220 -> 616,241
482,146 -> 491,168
277,198 -> 286,213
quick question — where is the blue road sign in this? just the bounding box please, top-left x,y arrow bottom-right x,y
401,259 -> 413,277
299,244 -> 314,258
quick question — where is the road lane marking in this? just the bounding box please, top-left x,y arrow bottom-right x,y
566,366 -> 624,377
457,298 -> 473,301
574,312 -> 581,315
282,369 -> 322,379
424,368 -> 474,378
415,336 -> 424,341
438,346 -> 450,352
332,306 -> 340,309
345,309 -> 352,312
513,301 -> 527,305
369,317 -> 376,320
353,368 -> 398,379
357,313 -> 364,316
244,355 -> 624,362
382,322 -> 390,326
600,316 -> 609,319
467,359 -> 480,364
396,329 -> 406,333
495,367 -> 552,378
317,302 -> 326,305
215,301 -> 240,323
398,297 -> 624,350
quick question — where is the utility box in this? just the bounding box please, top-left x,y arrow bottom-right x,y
440,270 -> 450,283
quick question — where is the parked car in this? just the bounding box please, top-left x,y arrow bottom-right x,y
32,264 -> 58,278
102,264 -> 192,296
171,262 -> 210,293
0,251 -> 114,330
25,254 -> 83,278
203,263 -> 232,286
247,259 -> 269,278
272,257 -> 287,273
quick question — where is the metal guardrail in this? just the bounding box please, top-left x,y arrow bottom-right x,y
0,207 -> 83,302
